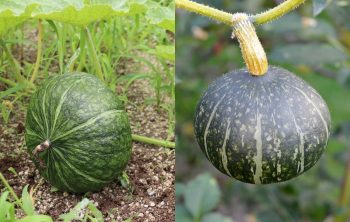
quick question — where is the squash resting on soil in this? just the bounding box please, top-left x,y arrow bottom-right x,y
25,73 -> 132,193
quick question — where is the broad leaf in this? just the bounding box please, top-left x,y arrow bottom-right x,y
184,173 -> 221,218
269,43 -> 347,66
175,204 -> 192,222
59,198 -> 90,222
156,45 -> 175,61
0,191 -> 10,222
175,183 -> 186,199
0,0 -> 174,35
87,202 -> 104,222
202,213 -> 234,222
146,2 -> 175,32
313,0 -> 331,16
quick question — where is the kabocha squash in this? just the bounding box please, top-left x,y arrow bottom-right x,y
194,66 -> 331,184
25,73 -> 132,193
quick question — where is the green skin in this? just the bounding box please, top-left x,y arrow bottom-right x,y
25,73 -> 132,193
194,66 -> 331,184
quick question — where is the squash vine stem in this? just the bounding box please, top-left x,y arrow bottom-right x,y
132,134 -> 175,149
175,0 -> 306,26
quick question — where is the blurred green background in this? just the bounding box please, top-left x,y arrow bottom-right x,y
175,0 -> 350,221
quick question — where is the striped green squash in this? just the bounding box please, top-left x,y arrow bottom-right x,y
194,66 -> 331,184
25,73 -> 132,193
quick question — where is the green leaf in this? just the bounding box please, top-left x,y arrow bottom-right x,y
50,186 -> 59,192
0,83 -> 26,99
0,0 -> 150,35
123,218 -> 132,222
59,198 -> 90,222
270,43 -> 347,66
175,204 -> 192,222
87,202 -> 104,222
0,191 -> 11,221
15,215 -> 53,222
202,213 -> 234,222
0,0 -> 175,35
184,173 -> 221,218
7,203 -> 16,221
155,45 -> 175,61
21,185 -> 35,216
175,183 -> 186,199
313,0 -> 331,16
1,103 -> 11,124
146,2 -> 175,32
8,167 -> 17,176
118,73 -> 152,92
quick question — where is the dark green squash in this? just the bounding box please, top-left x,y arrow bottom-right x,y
194,66 -> 331,184
25,73 -> 132,193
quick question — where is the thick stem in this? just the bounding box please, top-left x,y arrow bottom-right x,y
232,13 -> 268,75
30,19 -> 43,83
175,0 -> 307,26
176,0 -> 233,25
254,0 -> 306,25
132,134 -> 175,149
85,27 -> 104,81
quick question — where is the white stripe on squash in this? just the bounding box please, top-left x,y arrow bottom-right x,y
291,112 -> 305,174
204,96 -> 225,160
51,79 -> 84,137
291,86 -> 329,138
221,120 -> 233,177
252,112 -> 263,184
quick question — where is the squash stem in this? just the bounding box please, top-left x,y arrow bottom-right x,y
232,13 -> 268,75
132,134 -> 175,149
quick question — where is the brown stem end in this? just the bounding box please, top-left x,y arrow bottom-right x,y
32,140 -> 50,156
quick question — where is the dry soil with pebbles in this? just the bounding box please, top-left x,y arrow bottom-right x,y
0,79 -> 175,222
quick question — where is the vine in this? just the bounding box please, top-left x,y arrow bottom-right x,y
132,134 -> 175,149
175,0 -> 306,26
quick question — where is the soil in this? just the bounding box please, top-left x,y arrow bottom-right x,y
0,79 -> 175,222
